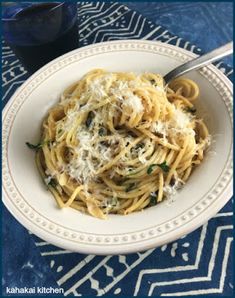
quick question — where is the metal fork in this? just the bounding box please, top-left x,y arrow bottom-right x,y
164,41 -> 233,85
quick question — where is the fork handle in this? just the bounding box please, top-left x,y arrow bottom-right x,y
164,41 -> 233,84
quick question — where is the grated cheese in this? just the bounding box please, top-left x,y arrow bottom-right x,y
204,135 -> 212,148
172,108 -> 191,130
61,73 -> 199,191
155,85 -> 165,92
66,126 -> 120,183
152,121 -> 168,138
151,107 -> 196,139
122,91 -> 144,113
163,177 -> 184,202
44,176 -> 52,185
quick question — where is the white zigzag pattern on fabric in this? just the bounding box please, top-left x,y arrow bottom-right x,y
142,26 -> 163,40
100,12 -> 140,41
35,213 -> 232,296
134,223 -> 208,295
2,59 -> 20,69
79,3 -> 116,28
2,66 -> 27,87
41,250 -> 75,256
134,216 -> 233,296
63,250 -> 154,296
57,255 -> 95,286
161,237 -> 233,296
2,42 -> 27,92
77,4 -> 191,49
105,16 -> 147,42
77,2 -> 100,15
79,5 -> 129,41
86,9 -> 131,43
2,80 -> 25,101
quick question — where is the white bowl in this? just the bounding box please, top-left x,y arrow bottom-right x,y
2,40 -> 233,255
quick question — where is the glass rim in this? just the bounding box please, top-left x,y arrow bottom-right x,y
2,2 -> 65,21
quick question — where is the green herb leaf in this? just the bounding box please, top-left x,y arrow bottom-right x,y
86,111 -> 94,128
106,197 -> 118,208
185,107 -> 197,114
148,191 -> 159,207
135,143 -> 144,150
158,161 -> 170,172
26,140 -> 48,150
149,195 -> 157,206
147,164 -> 157,174
147,161 -> 170,174
98,127 -> 107,136
125,183 -> 136,192
48,178 -> 57,188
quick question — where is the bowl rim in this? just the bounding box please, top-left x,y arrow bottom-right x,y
2,39 -> 233,254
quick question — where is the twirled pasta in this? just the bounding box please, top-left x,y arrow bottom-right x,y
32,69 -> 211,219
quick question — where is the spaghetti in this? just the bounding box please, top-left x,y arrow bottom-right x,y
31,69 -> 211,219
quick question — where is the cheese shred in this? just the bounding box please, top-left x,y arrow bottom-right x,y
34,69 -> 210,219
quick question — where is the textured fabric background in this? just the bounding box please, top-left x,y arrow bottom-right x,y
123,2 -> 233,66
2,2 -> 233,296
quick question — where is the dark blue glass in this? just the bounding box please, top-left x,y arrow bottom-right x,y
2,2 -> 78,73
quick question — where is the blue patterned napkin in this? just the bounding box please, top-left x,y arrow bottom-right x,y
2,2 -> 233,296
